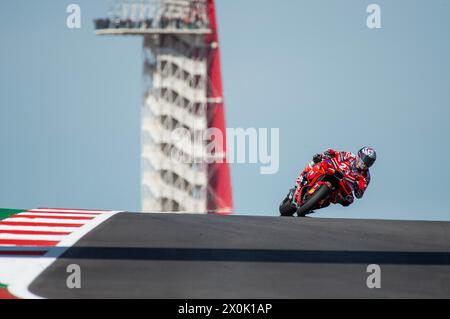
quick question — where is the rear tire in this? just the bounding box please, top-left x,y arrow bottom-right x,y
296,184 -> 331,217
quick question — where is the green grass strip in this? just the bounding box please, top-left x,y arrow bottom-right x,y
0,208 -> 26,221
0,283 -> 7,289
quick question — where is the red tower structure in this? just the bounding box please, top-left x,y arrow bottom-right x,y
205,0 -> 233,212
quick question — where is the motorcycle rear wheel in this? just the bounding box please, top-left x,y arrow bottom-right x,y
296,184 -> 331,217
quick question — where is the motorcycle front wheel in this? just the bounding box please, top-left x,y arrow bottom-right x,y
279,188 -> 297,216
279,199 -> 296,216
296,184 -> 331,217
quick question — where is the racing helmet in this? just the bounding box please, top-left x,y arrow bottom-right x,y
357,147 -> 377,170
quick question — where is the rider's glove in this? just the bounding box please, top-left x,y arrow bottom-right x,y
323,149 -> 335,158
312,154 -> 322,164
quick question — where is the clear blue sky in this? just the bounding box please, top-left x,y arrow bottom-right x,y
0,1 -> 449,220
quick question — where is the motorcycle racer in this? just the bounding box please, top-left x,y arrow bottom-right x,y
302,147 -> 376,206
280,147 -> 376,216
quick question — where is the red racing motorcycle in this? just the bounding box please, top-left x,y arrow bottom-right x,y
280,157 -> 355,217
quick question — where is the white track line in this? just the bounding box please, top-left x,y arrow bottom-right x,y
15,212 -> 97,218
0,225 -> 75,232
3,218 -> 86,224
29,209 -> 104,214
7,211 -> 121,299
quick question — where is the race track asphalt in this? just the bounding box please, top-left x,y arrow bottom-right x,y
29,213 -> 450,298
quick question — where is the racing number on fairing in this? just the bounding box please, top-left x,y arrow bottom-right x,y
339,162 -> 349,171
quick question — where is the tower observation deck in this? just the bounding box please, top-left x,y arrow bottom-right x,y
95,0 -> 233,214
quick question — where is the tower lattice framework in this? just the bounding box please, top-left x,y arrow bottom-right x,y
96,0 -> 233,213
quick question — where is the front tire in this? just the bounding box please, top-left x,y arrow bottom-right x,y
296,184 -> 331,217
279,189 -> 297,216
279,199 -> 296,216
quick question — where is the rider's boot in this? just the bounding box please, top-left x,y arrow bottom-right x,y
338,195 -> 354,207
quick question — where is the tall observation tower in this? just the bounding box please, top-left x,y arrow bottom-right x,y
95,0 -> 233,214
